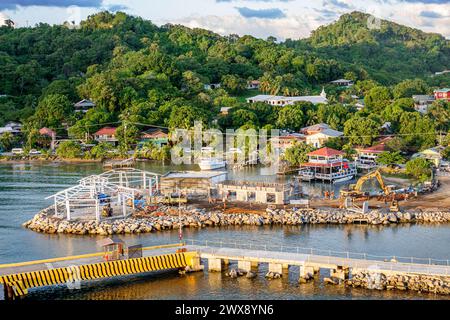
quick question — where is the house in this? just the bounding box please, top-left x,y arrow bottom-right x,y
413,95 -> 435,114
39,127 -> 56,138
434,88 -> 450,102
413,147 -> 444,167
140,128 -> 169,147
204,83 -> 221,90
246,80 -> 260,90
246,88 -> 328,106
300,123 -> 331,135
220,107 -> 232,115
74,99 -> 96,113
305,129 -> 344,148
355,138 -> 392,170
270,133 -> 306,154
330,79 -> 354,87
299,147 -> 357,183
0,122 -> 22,135
94,127 -> 118,145
354,99 -> 365,111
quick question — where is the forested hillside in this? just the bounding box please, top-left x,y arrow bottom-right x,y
0,11 -> 449,157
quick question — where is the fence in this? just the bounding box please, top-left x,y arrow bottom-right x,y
184,238 -> 450,268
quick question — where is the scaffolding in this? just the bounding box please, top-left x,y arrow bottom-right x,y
47,169 -> 161,222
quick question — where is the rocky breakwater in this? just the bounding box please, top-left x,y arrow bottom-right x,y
346,270 -> 450,295
23,206 -> 450,236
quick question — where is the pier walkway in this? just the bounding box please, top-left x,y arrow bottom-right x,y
2,240 -> 449,299
0,244 -> 198,300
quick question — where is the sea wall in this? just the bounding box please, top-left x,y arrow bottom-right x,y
346,270 -> 450,295
23,206 -> 450,236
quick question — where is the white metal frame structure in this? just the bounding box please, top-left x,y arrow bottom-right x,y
47,169 -> 160,222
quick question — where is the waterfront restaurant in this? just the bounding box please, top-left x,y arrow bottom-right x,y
299,147 -> 357,183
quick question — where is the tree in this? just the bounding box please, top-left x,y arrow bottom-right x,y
89,142 -> 113,160
406,158 -> 432,182
231,109 -> 258,128
376,151 -> 406,166
392,79 -> 429,99
442,147 -> 450,161
29,94 -> 73,131
0,132 -> 16,151
283,142 -> 316,166
221,74 -> 246,94
364,86 -> 392,113
56,141 -> 82,159
344,116 -> 380,146
116,123 -> 140,151
276,106 -> 304,131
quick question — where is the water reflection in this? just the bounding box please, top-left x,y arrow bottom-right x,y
1,162 -> 449,300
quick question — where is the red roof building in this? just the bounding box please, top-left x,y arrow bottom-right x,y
308,147 -> 345,158
356,138 -> 392,170
39,127 -> 56,137
434,88 -> 450,102
94,127 -> 118,144
299,147 -> 356,182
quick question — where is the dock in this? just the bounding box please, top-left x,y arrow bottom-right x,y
2,240 -> 449,299
103,158 -> 135,169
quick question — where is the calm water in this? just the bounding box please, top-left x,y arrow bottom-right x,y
0,162 -> 449,300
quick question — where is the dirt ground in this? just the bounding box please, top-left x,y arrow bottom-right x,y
188,176 -> 450,213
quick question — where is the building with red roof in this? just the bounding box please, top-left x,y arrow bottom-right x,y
355,138 -> 393,170
39,127 -> 56,138
94,127 -> 118,145
299,147 -> 356,183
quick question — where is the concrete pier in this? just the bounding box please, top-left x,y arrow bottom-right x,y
208,258 -> 223,272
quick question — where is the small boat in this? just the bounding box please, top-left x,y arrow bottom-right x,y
198,147 -> 226,170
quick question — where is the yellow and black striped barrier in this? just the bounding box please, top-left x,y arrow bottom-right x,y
0,252 -> 198,300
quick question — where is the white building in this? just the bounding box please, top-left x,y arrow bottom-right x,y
330,79 -> 354,87
413,95 -> 435,114
204,83 -> 221,90
247,88 -> 328,106
305,128 -> 344,148
74,99 -> 96,113
0,122 -> 22,135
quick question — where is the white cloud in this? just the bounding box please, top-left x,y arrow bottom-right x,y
0,12 -> 11,26
167,11 -> 325,40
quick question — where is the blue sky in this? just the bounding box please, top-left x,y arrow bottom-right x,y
0,0 -> 449,39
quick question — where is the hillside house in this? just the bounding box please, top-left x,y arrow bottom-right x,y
0,122 -> 22,135
434,88 -> 450,102
204,83 -> 221,90
74,99 -> 96,113
413,147 -> 444,167
270,133 -> 306,154
94,127 -> 118,146
330,79 -> 354,87
246,88 -> 328,106
140,128 -> 169,147
355,138 -> 392,170
246,80 -> 260,90
413,95 -> 435,114
305,128 -> 344,148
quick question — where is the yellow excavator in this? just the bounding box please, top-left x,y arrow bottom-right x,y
340,170 -> 399,211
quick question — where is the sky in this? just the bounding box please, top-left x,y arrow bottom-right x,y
0,0 -> 449,39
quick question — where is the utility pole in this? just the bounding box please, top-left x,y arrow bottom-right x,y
124,121 -> 128,153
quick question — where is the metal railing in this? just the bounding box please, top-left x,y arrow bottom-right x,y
184,238 -> 450,268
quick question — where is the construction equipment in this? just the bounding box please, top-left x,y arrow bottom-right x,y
340,169 -> 401,212
340,169 -> 393,199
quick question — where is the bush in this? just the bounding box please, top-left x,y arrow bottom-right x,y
56,141 -> 82,159
405,158 -> 432,182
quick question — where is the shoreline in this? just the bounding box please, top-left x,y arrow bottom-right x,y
23,205 -> 450,236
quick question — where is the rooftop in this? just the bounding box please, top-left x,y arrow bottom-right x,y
95,127 -> 117,136
74,99 -> 96,107
308,128 -> 343,138
162,171 -> 227,179
308,147 -> 345,157
301,123 -> 331,133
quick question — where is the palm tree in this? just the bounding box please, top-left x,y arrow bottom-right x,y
0,132 -> 15,151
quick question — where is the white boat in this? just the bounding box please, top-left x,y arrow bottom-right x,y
198,147 -> 226,170
199,158 -> 227,170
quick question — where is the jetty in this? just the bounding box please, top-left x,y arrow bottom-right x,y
103,158 -> 135,169
2,240 -> 449,299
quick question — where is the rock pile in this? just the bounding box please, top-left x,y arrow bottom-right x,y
23,205 -> 450,236
346,270 -> 450,295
